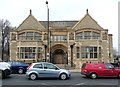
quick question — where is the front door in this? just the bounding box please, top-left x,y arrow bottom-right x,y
52,49 -> 67,64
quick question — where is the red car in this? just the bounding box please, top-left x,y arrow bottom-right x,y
81,63 -> 120,79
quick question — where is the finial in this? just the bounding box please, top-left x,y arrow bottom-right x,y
46,1 -> 48,4
30,9 -> 32,15
86,9 -> 88,14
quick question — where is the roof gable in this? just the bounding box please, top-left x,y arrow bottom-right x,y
73,9 -> 103,30
17,10 -> 45,31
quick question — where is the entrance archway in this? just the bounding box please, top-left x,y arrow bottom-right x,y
52,49 -> 67,64
50,44 -> 68,64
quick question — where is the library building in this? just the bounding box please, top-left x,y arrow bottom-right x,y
10,9 -> 113,68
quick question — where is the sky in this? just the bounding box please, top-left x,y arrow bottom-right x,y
0,0 -> 119,52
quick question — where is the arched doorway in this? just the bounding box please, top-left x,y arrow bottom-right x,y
52,49 -> 67,64
50,44 -> 68,64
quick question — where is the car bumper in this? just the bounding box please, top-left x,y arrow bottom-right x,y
26,71 -> 29,77
4,69 -> 11,76
81,72 -> 90,76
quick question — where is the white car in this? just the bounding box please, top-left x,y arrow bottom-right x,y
0,62 -> 11,78
0,62 -> 11,68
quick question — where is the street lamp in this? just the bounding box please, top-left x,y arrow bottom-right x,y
70,43 -> 76,67
46,1 -> 50,62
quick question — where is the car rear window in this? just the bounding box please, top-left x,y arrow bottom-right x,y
81,63 -> 86,68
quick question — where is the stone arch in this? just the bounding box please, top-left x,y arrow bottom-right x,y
50,44 -> 68,64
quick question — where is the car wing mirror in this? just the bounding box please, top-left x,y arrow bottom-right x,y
55,67 -> 59,70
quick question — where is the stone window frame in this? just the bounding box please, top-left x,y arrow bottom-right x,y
81,46 -> 101,59
75,30 -> 101,40
18,32 -> 42,41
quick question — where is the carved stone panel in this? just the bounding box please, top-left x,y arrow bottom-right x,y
11,33 -> 16,41
69,33 -> 74,40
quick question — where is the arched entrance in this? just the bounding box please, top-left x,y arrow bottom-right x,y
51,44 -> 68,64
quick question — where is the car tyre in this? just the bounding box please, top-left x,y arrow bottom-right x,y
90,73 -> 97,79
59,73 -> 67,80
18,69 -> 24,74
29,73 -> 37,80
118,73 -> 120,79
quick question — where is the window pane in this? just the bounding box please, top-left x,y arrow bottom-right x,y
44,64 -> 56,69
77,53 -> 79,58
94,47 -> 97,52
32,53 -> 36,58
90,53 -> 93,58
38,53 -> 41,59
32,47 -> 36,52
94,53 -> 97,58
33,64 -> 43,68
93,32 -> 100,39
34,32 -> 42,41
26,32 -> 33,40
76,47 -> 79,52
25,47 -> 29,52
90,47 -> 93,52
76,32 -> 82,40
38,47 -> 41,52
25,53 -> 29,58
84,31 -> 91,39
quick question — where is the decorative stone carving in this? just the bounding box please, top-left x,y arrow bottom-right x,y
44,33 -> 47,40
11,33 -> 16,40
69,33 -> 74,40
102,32 -> 107,40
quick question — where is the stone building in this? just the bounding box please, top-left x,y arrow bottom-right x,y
10,9 -> 113,68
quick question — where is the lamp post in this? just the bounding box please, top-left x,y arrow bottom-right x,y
46,1 -> 50,62
70,43 -> 76,67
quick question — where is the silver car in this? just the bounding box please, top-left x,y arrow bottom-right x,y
26,62 -> 71,80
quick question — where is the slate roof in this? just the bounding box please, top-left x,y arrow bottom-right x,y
39,21 -> 78,28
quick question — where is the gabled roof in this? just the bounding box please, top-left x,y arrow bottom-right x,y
17,10 -> 45,31
72,9 -> 103,30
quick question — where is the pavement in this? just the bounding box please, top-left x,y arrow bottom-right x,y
68,69 -> 81,72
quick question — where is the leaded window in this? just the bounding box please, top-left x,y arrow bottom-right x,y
93,32 -> 100,39
34,32 -> 42,41
76,47 -> 80,58
18,32 -> 42,41
18,47 -> 37,59
76,32 -> 82,40
81,46 -> 100,59
84,31 -> 91,39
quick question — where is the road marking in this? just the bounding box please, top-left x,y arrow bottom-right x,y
76,82 -> 85,85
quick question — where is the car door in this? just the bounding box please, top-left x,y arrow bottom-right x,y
43,63 -> 60,78
11,62 -> 19,72
32,63 -> 45,77
104,64 -> 116,77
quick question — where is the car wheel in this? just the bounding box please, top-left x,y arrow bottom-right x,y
29,73 -> 37,80
60,73 -> 67,80
18,69 -> 24,74
118,73 -> 120,78
90,73 -> 97,79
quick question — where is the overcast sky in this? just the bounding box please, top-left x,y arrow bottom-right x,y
0,0 -> 119,51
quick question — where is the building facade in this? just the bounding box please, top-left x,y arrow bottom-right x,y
10,10 -> 113,68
